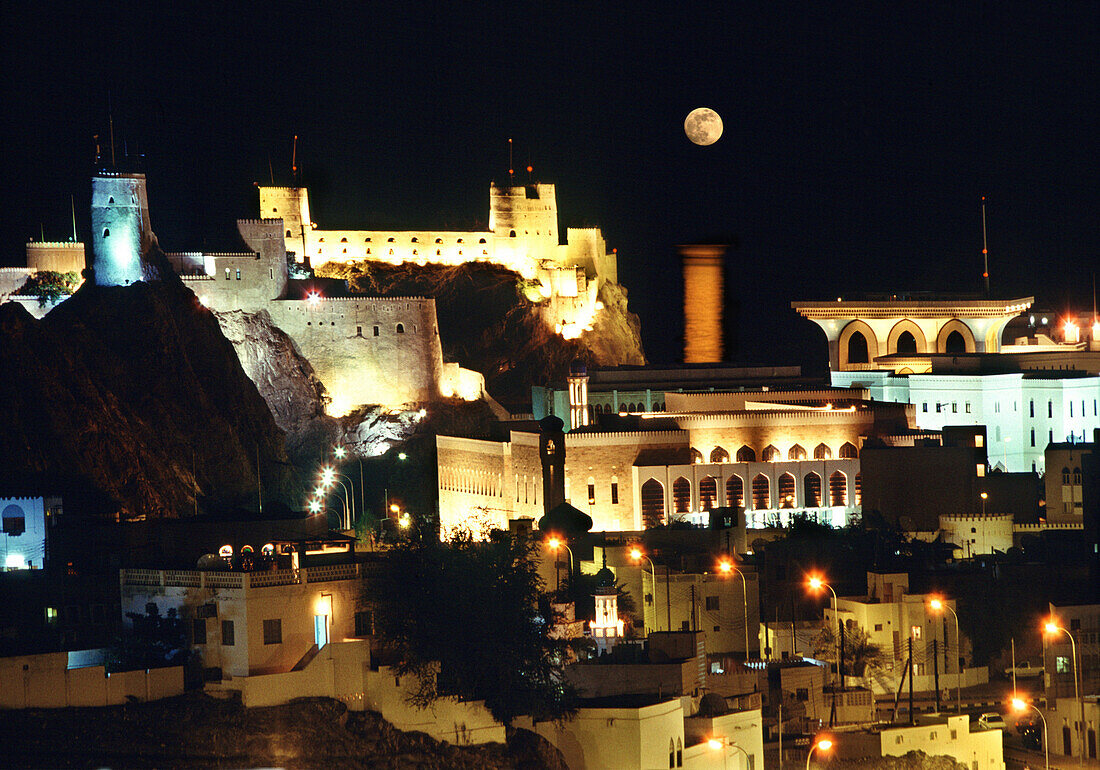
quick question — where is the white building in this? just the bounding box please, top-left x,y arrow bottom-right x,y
0,496 -> 55,570
834,714 -> 1004,770
119,562 -> 367,678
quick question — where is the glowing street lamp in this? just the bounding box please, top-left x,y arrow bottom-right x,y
306,290 -> 321,306
631,547 -> 670,632
1044,620 -> 1082,760
548,537 -> 575,592
708,737 -> 750,770
980,491 -> 988,515
807,575 -> 840,685
1011,698 -> 1048,770
333,445 -> 347,459
807,737 -> 833,770
719,559 -> 751,661
929,597 -> 962,714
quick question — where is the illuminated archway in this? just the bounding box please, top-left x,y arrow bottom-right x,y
936,319 -> 976,354
641,479 -> 665,528
887,319 -> 928,355
804,472 -> 822,507
699,476 -> 718,511
736,445 -> 756,462
839,320 -> 879,368
725,475 -> 744,508
752,474 -> 771,510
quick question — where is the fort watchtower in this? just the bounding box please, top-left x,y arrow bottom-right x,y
90,168 -> 156,286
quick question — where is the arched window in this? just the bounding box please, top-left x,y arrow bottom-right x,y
778,473 -> 796,507
736,445 -> 756,462
1073,468 -> 1082,485
396,323 -> 405,333
945,330 -> 967,354
690,448 -> 703,464
387,237 -> 395,242
752,474 -> 771,510
435,238 -> 443,244
411,237 -> 419,243
814,443 -> 832,460
804,472 -> 822,507
102,228 -> 110,237
340,237 -> 348,243
108,196 -> 115,204
896,330 -> 917,354
855,473 -> 862,505
509,230 -> 517,238
676,738 -> 683,767
829,471 -> 848,506
726,475 -> 744,508
479,238 -> 486,243
672,477 -> 691,514
839,442 -> 858,459
286,230 -> 292,238
762,444 -> 780,462
587,476 -> 596,505
848,331 -> 869,364
641,479 -> 665,528
700,476 -> 718,511
2,504 -> 26,536
710,446 -> 730,463
1062,467 -> 1071,485
788,444 -> 807,460
669,739 -> 676,769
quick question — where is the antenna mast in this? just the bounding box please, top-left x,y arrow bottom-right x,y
108,92 -> 116,167
981,196 -> 989,295
71,195 -> 78,242
291,135 -> 299,186
508,138 -> 514,182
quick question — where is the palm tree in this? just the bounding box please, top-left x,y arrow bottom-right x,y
813,624 -> 885,677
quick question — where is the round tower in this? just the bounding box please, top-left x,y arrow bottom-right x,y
90,171 -> 154,286
590,551 -> 623,654
679,243 -> 727,363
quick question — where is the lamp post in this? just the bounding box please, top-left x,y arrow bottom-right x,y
929,598 -> 962,714
632,547 -> 670,632
807,737 -> 833,770
807,575 -> 840,686
548,537 -> 574,593
322,466 -> 356,528
315,484 -> 348,529
980,491 -> 988,515
1044,620 -> 1082,762
1011,697 -> 1048,770
708,737 -> 750,770
719,559 -> 751,661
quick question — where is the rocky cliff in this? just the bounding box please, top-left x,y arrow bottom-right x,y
319,262 -> 645,412
0,279 -> 295,519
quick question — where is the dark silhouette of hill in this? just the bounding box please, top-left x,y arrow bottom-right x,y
0,278 -> 296,520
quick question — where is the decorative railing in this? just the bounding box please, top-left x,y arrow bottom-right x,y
120,563 -> 363,590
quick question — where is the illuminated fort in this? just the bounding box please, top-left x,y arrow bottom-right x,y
258,182 -> 617,340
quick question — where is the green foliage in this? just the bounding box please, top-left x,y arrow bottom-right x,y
813,624 -> 885,677
16,271 -> 80,306
367,530 -> 576,726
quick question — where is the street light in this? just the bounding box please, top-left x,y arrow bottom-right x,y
631,547 -> 670,633
1043,619 -> 1082,762
929,597 -> 962,714
807,736 -> 833,770
719,559 -> 751,661
321,466 -> 356,528
315,481 -> 348,529
980,491 -> 988,515
807,575 -> 840,686
1011,697 -> 1048,770
547,537 -> 574,592
708,737 -> 750,770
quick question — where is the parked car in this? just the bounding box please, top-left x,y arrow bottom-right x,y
977,713 -> 1007,731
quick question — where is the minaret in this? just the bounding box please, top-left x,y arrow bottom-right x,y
590,550 -> 623,655
567,359 -> 590,431
680,243 -> 727,363
539,415 -> 566,514
90,166 -> 156,286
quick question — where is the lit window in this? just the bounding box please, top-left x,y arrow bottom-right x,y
911,625 -> 922,639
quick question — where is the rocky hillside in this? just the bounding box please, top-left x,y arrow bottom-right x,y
0,278 -> 296,519
0,694 -> 567,769
320,261 -> 645,412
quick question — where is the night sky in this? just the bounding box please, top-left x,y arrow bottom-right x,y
3,3 -> 1096,368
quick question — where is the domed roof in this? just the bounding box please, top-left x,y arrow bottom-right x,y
537,502 -> 593,536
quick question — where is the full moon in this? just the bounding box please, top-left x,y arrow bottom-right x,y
684,107 -> 723,146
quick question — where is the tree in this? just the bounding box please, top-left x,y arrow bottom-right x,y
15,270 -> 80,306
367,529 -> 576,726
813,624 -> 885,678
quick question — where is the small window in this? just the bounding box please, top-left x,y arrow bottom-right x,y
611,480 -> 619,505
509,230 -> 517,237
263,619 -> 282,645
587,482 -> 595,505
235,268 -> 241,280
354,611 -> 373,637
224,267 -> 231,280
874,623 -> 883,631
705,596 -> 719,611
270,268 -> 274,279
193,618 -> 207,644
357,326 -> 362,336
108,196 -> 115,204
911,625 -> 922,639
102,228 -> 110,237
922,402 -> 928,412
373,326 -> 379,336
797,687 -> 809,701
286,230 -> 292,238
396,323 -> 405,334
221,620 -> 235,646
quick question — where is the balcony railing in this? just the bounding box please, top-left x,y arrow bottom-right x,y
120,563 -> 363,590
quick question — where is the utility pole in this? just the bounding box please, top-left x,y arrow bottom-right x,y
908,636 -> 915,724
934,638 -> 940,712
